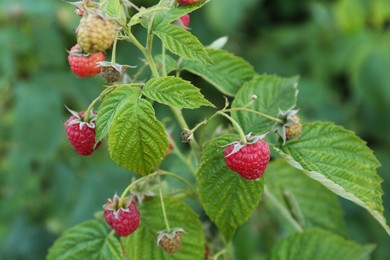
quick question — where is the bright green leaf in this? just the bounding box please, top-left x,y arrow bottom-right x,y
143,76 -> 214,109
101,0 -> 126,25
232,75 -> 298,134
96,87 -> 137,142
197,134 -> 264,241
129,6 -> 169,27
270,229 -> 375,260
152,0 -> 209,28
153,23 -> 212,64
47,220 -> 122,260
122,196 -> 205,259
266,160 -> 347,236
108,87 -> 168,175
182,48 -> 255,96
275,122 -> 390,235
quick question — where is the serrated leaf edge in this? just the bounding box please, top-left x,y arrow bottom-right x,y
274,146 -> 390,235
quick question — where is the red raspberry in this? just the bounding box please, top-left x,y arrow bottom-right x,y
179,14 -> 190,28
176,0 -> 200,5
103,195 -> 140,237
65,109 -> 101,156
68,44 -> 105,77
224,136 -> 270,180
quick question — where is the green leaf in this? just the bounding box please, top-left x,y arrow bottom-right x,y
143,76 -> 215,109
266,160 -> 347,236
269,229 -> 375,260
122,196 -> 205,259
232,75 -> 298,134
129,6 -> 169,27
182,48 -> 255,96
197,134 -> 264,241
96,87 -> 135,142
47,220 -> 122,260
153,23 -> 212,64
107,87 -> 168,175
100,0 -> 126,26
275,122 -> 390,235
152,0 -> 209,27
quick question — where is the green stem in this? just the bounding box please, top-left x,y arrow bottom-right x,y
111,30 -> 119,64
213,249 -> 227,260
170,107 -> 201,153
264,186 -> 304,233
83,87 -> 115,122
216,111 -> 247,144
161,45 -> 167,77
158,174 -> 171,232
172,142 -> 196,174
118,171 -> 159,207
224,107 -> 284,124
160,170 -> 196,193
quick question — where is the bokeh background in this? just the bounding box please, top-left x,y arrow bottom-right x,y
1,0 -> 390,259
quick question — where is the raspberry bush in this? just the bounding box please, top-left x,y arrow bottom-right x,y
47,0 -> 390,259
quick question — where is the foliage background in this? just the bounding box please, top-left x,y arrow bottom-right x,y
0,0 -> 389,259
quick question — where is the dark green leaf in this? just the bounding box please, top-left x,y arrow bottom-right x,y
182,48 -> 255,96
270,229 -> 375,260
266,160 -> 347,236
197,134 -> 264,241
232,75 -> 298,134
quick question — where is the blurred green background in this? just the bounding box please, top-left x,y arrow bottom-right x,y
1,0 -> 390,259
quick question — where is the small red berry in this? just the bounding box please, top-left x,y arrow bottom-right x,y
103,194 -> 140,237
176,0 -> 200,5
68,44 -> 105,77
179,14 -> 190,28
65,109 -> 101,156
224,135 -> 270,180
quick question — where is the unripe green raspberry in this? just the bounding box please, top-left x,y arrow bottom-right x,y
77,15 -> 116,53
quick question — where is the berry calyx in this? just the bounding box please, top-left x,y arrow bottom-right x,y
285,114 -> 302,140
103,194 -> 140,237
65,108 -> 101,156
68,44 -> 105,77
97,62 -> 134,83
224,134 -> 270,180
76,14 -> 116,53
157,228 -> 185,254
176,0 -> 200,5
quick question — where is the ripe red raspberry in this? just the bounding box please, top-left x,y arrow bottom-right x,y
224,135 -> 270,180
157,228 -> 185,254
65,109 -> 101,156
68,44 -> 105,77
176,0 -> 200,5
103,194 -> 140,237
179,14 -> 190,28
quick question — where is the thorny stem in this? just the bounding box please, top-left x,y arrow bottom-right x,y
264,186 -> 304,233
158,174 -> 171,232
